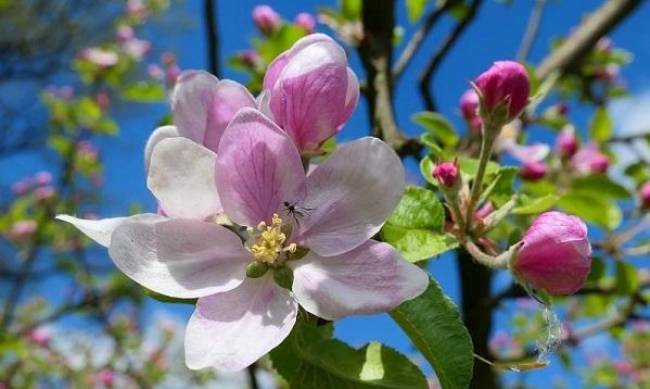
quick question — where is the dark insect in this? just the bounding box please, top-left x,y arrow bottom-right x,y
283,201 -> 313,225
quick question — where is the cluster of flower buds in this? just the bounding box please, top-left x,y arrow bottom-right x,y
147,51 -> 182,87
252,5 -> 316,36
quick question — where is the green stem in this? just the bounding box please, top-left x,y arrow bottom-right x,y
465,126 -> 497,231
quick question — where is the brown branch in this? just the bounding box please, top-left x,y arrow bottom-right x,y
392,0 -> 452,80
536,0 -> 644,80
418,0 -> 483,111
516,0 -> 546,62
204,0 -> 220,76
358,0 -> 422,158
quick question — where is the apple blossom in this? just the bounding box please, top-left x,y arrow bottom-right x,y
512,211 -> 591,295
572,143 -> 610,174
474,61 -> 530,127
57,108 -> 428,372
261,34 -> 359,153
122,37 -> 151,60
9,220 -> 37,239
639,181 -> 650,209
144,70 -> 256,170
116,25 -> 134,42
81,48 -> 119,67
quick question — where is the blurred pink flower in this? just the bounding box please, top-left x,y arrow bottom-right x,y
11,179 -> 33,196
34,171 -> 52,185
572,143 -> 610,174
252,5 -> 281,34
81,48 -> 119,67
520,161 -> 547,181
26,327 -> 51,347
294,12 -> 316,33
122,38 -> 151,60
459,89 -> 481,131
147,64 -> 164,80
639,181 -> 650,209
166,64 -> 181,85
9,220 -> 37,239
116,25 -> 134,42
35,186 -> 55,200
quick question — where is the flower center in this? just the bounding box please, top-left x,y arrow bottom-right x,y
246,213 -> 296,265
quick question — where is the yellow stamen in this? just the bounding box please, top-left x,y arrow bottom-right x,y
249,213 -> 290,264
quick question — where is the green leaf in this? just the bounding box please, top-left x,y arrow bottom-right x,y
420,155 -> 438,185
458,157 -> 500,182
512,194 -> 559,215
590,107 -> 613,142
386,186 -> 444,230
406,0 -> 429,22
412,111 -> 458,147
557,191 -> 622,230
271,321 -> 427,389
571,175 -> 629,199
615,261 -> 640,295
341,0 -> 362,20
382,226 -> 459,262
122,82 -> 166,102
390,278 -> 473,389
382,186 -> 456,261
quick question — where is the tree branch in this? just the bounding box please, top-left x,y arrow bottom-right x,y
392,0 -> 452,80
204,0 -> 220,76
516,0 -> 546,62
358,0 -> 423,157
536,0 -> 643,80
418,0 -> 483,111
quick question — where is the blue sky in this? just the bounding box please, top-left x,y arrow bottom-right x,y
3,0 -> 650,387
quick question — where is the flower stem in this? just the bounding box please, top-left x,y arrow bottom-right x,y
465,125 -> 497,231
464,240 -> 514,269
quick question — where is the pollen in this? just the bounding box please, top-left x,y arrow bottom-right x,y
248,214 -> 294,264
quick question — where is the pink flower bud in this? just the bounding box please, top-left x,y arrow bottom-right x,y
116,25 -> 134,42
639,181 -> 650,209
520,161 -> 547,181
35,186 -> 55,200
93,369 -> 115,387
11,179 -> 33,195
474,202 -> 494,220
295,12 -> 316,33
596,37 -> 612,52
59,85 -> 75,100
555,102 -> 569,116
474,61 -> 530,125
127,0 -> 146,17
252,5 -> 281,34
95,91 -> 110,111
555,126 -> 578,158
459,89 -> 481,130
166,64 -> 181,85
513,211 -> 591,295
238,50 -> 260,67
263,34 -> 359,152
432,161 -> 460,188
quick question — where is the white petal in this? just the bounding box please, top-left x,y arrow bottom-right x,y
185,276 -> 298,372
56,214 -> 157,247
144,125 -> 179,172
290,240 -> 428,320
109,217 -> 249,298
298,137 -> 405,256
147,137 -> 221,220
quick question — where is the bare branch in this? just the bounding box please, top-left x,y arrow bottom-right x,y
536,0 -> 643,80
418,0 -> 483,111
204,0 -> 220,76
517,0 -> 547,62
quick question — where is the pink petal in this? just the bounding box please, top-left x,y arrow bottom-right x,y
263,33 -> 334,91
290,240 -> 428,320
56,214 -> 158,247
172,71 -> 255,152
298,137 -> 405,256
109,216 -> 249,298
185,276 -> 298,372
144,125 -> 179,172
147,138 -> 221,220
340,67 -> 360,126
216,108 -> 305,226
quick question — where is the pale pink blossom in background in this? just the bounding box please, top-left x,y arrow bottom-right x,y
252,5 -> 281,34
11,179 -> 32,195
122,37 -> 151,60
93,369 -> 115,387
35,171 -> 52,185
147,64 -> 164,80
35,186 -> 55,200
639,181 -> 650,208
127,0 -> 147,17
81,48 -> 119,67
116,25 -> 134,42
459,89 -> 481,130
166,64 -> 181,85
555,125 -> 578,158
572,143 -> 610,174
9,220 -> 37,239
26,327 -> 51,347
58,108 -> 427,373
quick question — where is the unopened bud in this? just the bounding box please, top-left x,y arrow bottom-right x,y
246,261 -> 269,278
273,266 -> 294,289
433,161 -> 460,189
520,161 -> 547,181
252,5 -> 281,35
474,61 -> 530,128
555,125 -> 578,158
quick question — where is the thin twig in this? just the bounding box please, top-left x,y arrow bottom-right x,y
517,0 -> 547,62
392,0 -> 452,80
204,0 -> 220,76
418,0 -> 483,111
536,0 -> 643,80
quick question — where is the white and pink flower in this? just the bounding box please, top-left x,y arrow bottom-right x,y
58,108 -> 427,372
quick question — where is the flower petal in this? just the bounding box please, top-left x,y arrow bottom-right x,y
144,125 -> 179,172
216,108 -> 305,226
172,70 -> 220,144
203,80 -> 256,151
109,216 -> 249,298
147,137 -> 221,220
298,137 -> 405,256
185,276 -> 298,372
56,214 -> 157,247
290,240 -> 428,320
